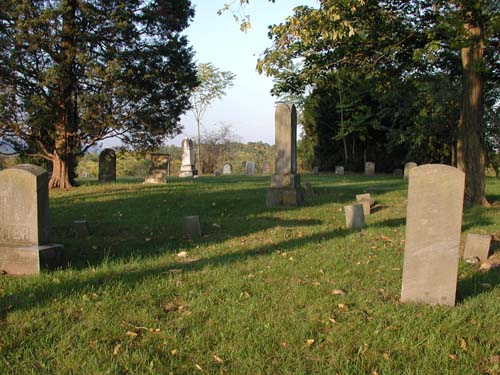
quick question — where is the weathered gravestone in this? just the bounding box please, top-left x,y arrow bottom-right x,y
184,216 -> 202,239
222,163 -> 233,175
214,169 -> 221,177
365,162 -> 375,176
0,164 -> 63,275
145,153 -> 170,183
312,166 -> 319,174
179,139 -> 197,177
335,166 -> 345,175
400,164 -> 465,306
245,161 -> 256,176
404,162 -> 417,180
463,233 -> 492,263
98,148 -> 116,183
266,103 -> 305,207
344,204 -> 365,229
356,193 -> 375,208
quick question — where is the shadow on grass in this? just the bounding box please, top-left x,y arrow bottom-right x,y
1,226 -> 352,314
456,268 -> 500,303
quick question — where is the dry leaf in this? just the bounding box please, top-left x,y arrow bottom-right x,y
125,331 -> 138,337
195,364 -> 204,372
113,344 -> 121,355
449,354 -> 457,360
371,371 -> 379,375
213,355 -> 223,364
170,349 -> 178,355
88,340 -> 97,348
460,338 -> 467,351
383,352 -> 390,360
331,289 -> 345,295
306,339 -> 315,346
338,303 -> 347,309
177,251 -> 188,258
380,235 -> 393,242
490,355 -> 500,364
311,282 -> 321,287
329,318 -> 337,324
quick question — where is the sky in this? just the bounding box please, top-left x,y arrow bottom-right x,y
166,0 -> 318,147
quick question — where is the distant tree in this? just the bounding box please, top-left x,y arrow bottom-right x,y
0,0 -> 198,188
199,123 -> 240,173
189,63 -> 236,172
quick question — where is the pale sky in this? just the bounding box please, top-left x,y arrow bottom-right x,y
167,0 -> 318,146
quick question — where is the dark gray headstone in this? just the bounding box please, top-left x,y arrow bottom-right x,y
400,164 -> 465,306
365,162 -> 375,176
335,166 -> 344,175
98,149 -> 116,183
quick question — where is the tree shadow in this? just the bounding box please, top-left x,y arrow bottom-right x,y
1,226 -> 351,314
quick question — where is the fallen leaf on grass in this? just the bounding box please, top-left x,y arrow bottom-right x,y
88,340 -> 97,348
306,339 -> 315,347
213,355 -> 223,364
379,235 -> 393,243
449,354 -> 457,360
460,338 -> 467,351
330,289 -> 345,295
383,353 -> 390,360
125,331 -> 138,338
195,364 -> 205,372
490,355 -> 500,364
170,349 -> 178,355
329,318 -> 337,324
177,251 -> 188,258
311,282 -> 321,287
113,344 -> 121,355
338,303 -> 347,310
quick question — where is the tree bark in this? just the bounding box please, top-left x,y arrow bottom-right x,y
457,17 -> 489,206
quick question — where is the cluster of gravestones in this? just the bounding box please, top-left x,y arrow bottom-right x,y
1,104 -> 497,310
313,161 -> 417,178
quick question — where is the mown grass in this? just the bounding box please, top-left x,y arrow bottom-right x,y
1,174 -> 499,375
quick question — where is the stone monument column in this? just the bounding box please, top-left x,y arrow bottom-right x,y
266,103 -> 305,207
179,138 -> 198,177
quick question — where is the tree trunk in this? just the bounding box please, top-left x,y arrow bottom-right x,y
457,18 -> 489,206
49,152 -> 72,189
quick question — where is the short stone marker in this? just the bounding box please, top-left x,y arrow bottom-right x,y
404,162 -> 417,180
184,216 -> 202,239
356,193 -> 375,208
393,168 -> 403,176
463,233 -> 492,263
73,220 -> 91,238
364,162 -> 375,176
400,164 -> 465,306
222,163 -> 232,175
145,153 -> 170,183
335,166 -> 344,175
179,138 -> 197,177
266,103 -> 305,207
214,169 -> 221,177
245,161 -> 256,176
312,166 -> 319,174
98,148 -> 116,183
344,204 -> 365,229
0,164 -> 63,275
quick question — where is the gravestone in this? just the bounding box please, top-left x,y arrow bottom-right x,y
98,148 -> 116,183
144,153 -> 170,183
356,193 -> 375,208
335,166 -> 345,175
222,163 -> 233,175
261,161 -> 271,175
73,220 -> 91,238
245,161 -> 256,176
344,204 -> 365,229
184,216 -> 202,239
0,164 -> 63,275
214,169 -> 221,177
266,103 -> 305,207
179,139 -> 197,177
463,233 -> 492,262
400,164 -> 465,306
312,166 -> 319,174
393,168 -> 403,176
404,162 -> 417,180
365,162 -> 375,176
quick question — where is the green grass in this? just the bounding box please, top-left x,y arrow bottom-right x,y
1,174 -> 499,375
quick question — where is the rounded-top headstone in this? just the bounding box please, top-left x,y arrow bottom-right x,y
98,148 -> 116,183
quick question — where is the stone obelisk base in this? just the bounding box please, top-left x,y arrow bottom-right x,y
266,173 -> 304,207
0,243 -> 64,275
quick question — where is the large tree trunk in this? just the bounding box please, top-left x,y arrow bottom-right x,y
456,18 -> 489,206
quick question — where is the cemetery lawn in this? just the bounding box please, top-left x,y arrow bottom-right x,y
1,174 -> 500,375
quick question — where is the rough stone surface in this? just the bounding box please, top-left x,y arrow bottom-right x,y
344,204 -> 365,229
0,164 -> 63,275
184,216 -> 202,239
245,161 -> 256,176
179,139 -> 198,177
98,148 -> 116,183
145,153 -> 170,183
359,199 -> 371,216
463,233 -> 492,262
73,220 -> 91,238
356,194 -> 375,207
266,103 -> 304,207
222,163 -> 232,175
335,166 -> 344,175
401,164 -> 465,306
214,169 -> 221,177
312,166 -> 319,174
404,162 -> 417,180
365,162 -> 375,176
